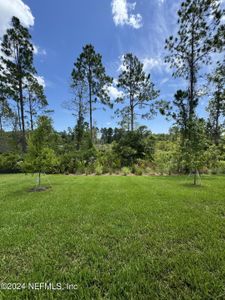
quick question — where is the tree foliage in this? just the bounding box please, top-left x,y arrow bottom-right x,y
71,44 -> 113,143
23,116 -> 58,185
116,53 -> 159,131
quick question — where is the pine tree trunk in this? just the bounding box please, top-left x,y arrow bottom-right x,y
16,101 -> 22,131
130,93 -> 134,132
131,105 -> 134,132
19,78 -> 26,152
214,100 -> 220,146
28,92 -> 34,131
0,115 -> 2,131
189,14 -> 196,126
89,79 -> 93,144
193,169 -> 197,185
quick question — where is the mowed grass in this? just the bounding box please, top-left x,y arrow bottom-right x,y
0,174 -> 225,299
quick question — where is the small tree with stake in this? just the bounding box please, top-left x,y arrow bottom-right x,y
23,116 -> 58,189
181,118 -> 208,185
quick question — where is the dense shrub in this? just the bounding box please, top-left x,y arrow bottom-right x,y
121,167 -> 131,176
132,165 -> 143,176
0,153 -> 22,173
59,147 -> 97,174
95,146 -> 121,173
113,128 -> 155,166
95,163 -> 103,175
153,141 -> 180,175
218,161 -> 225,174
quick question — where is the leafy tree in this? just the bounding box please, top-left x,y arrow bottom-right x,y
0,98 -> 13,132
180,118 -> 208,184
100,127 -> 113,144
0,152 -> 22,173
26,76 -> 48,131
168,90 -> 189,140
67,60 -> 88,149
71,44 -> 113,143
115,106 -> 133,131
23,116 -> 58,186
0,62 -> 13,131
113,126 -> 155,166
113,127 -> 126,142
164,0 -> 224,182
0,17 -> 41,151
154,140 -> 180,175
117,53 -> 159,131
165,0 -> 224,124
206,59 -> 225,145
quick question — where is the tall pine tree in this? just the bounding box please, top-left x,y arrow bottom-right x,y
207,59 -> 225,145
0,17 -> 42,151
116,53 -> 159,131
71,44 -> 112,143
165,0 -> 224,127
26,76 -> 47,131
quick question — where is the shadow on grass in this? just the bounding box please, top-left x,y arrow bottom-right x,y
28,186 -> 51,193
181,183 -> 206,189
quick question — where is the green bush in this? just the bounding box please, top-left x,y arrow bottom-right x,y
135,167 -> 143,176
95,163 -> 103,175
121,167 -> 130,176
217,161 -> 225,174
132,165 -> 143,176
113,128 -> 155,166
0,153 -> 22,173
95,146 -> 121,173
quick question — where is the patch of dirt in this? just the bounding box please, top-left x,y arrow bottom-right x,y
28,186 -> 51,192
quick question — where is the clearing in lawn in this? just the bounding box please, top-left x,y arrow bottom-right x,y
0,174 -> 225,299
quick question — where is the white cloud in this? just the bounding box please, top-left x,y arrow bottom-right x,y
105,79 -> 124,100
33,45 -> 47,56
111,0 -> 142,29
108,85 -> 124,100
35,75 -> 46,88
160,77 -> 169,85
142,57 -> 169,74
0,0 -> 34,37
117,55 -> 127,72
142,57 -> 161,71
117,55 -> 170,75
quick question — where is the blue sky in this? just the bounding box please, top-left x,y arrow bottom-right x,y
0,0 -> 223,133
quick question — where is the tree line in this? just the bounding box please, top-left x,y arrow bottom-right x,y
0,0 -> 224,184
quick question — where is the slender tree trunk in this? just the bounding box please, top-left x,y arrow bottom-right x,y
189,14 -> 196,125
16,101 -> 22,131
130,92 -> 134,131
129,58 -> 134,132
131,104 -> 134,132
88,77 -> 93,143
0,115 -> 2,131
19,77 -> 26,152
89,94 -> 92,142
214,100 -> 220,146
193,168 -> 197,185
28,91 -> 34,131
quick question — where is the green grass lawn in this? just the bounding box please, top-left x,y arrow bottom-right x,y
0,174 -> 225,299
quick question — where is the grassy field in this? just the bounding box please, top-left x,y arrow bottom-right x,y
0,174 -> 225,299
